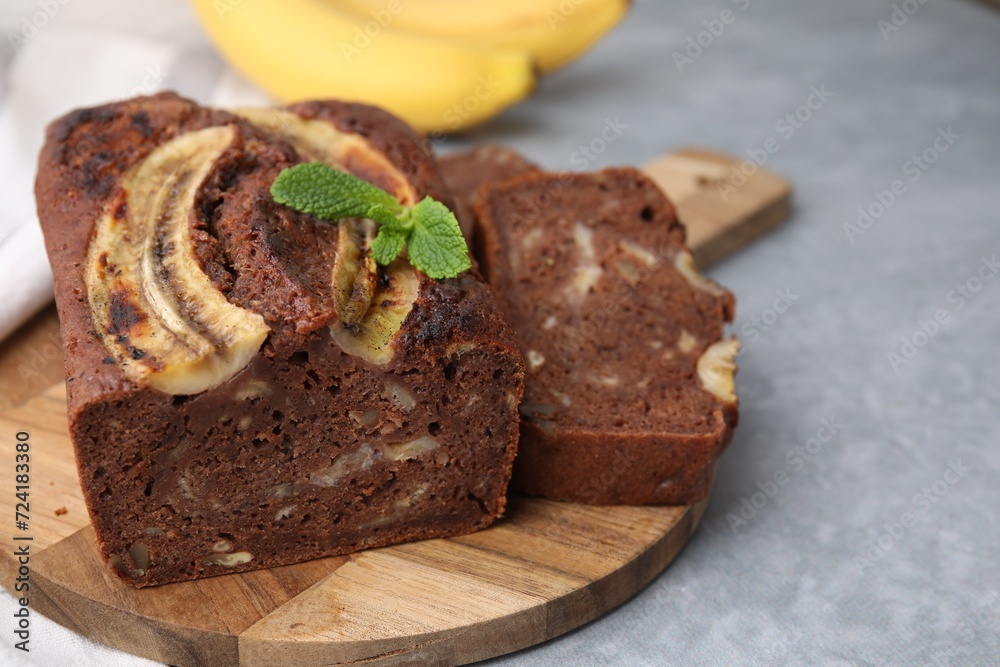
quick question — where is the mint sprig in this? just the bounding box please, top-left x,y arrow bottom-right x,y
270,162 -> 471,280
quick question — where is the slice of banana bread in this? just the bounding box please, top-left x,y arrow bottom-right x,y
462,161 -> 738,506
438,145 -> 541,246
35,93 -> 524,586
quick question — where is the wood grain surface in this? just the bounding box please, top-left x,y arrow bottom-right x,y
0,149 -> 789,666
644,147 -> 791,268
0,305 -> 63,411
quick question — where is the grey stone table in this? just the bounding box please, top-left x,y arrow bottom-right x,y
456,1 -> 999,665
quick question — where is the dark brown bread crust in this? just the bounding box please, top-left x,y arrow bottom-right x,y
437,145 -> 541,246
38,94 -> 233,412
466,163 -> 737,506
35,93 -> 524,586
289,100 -> 457,216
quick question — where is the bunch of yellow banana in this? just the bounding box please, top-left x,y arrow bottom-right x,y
188,0 -> 629,133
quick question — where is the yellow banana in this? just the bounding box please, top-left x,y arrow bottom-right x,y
327,0 -> 630,72
188,0 -> 537,133
86,106 -> 430,396
330,251 -> 420,366
86,127 -> 271,395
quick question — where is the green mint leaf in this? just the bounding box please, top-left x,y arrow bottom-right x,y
270,163 -> 471,279
270,162 -> 401,220
407,197 -> 472,279
371,226 -> 408,265
363,203 -> 405,230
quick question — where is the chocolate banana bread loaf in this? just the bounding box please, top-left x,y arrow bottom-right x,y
448,154 -> 738,505
35,93 -> 524,586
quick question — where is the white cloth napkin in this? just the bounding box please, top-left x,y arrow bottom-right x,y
0,590 -> 163,667
0,1 -> 272,664
0,223 -> 51,342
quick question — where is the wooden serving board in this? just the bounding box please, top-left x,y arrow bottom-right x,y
0,149 -> 789,666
